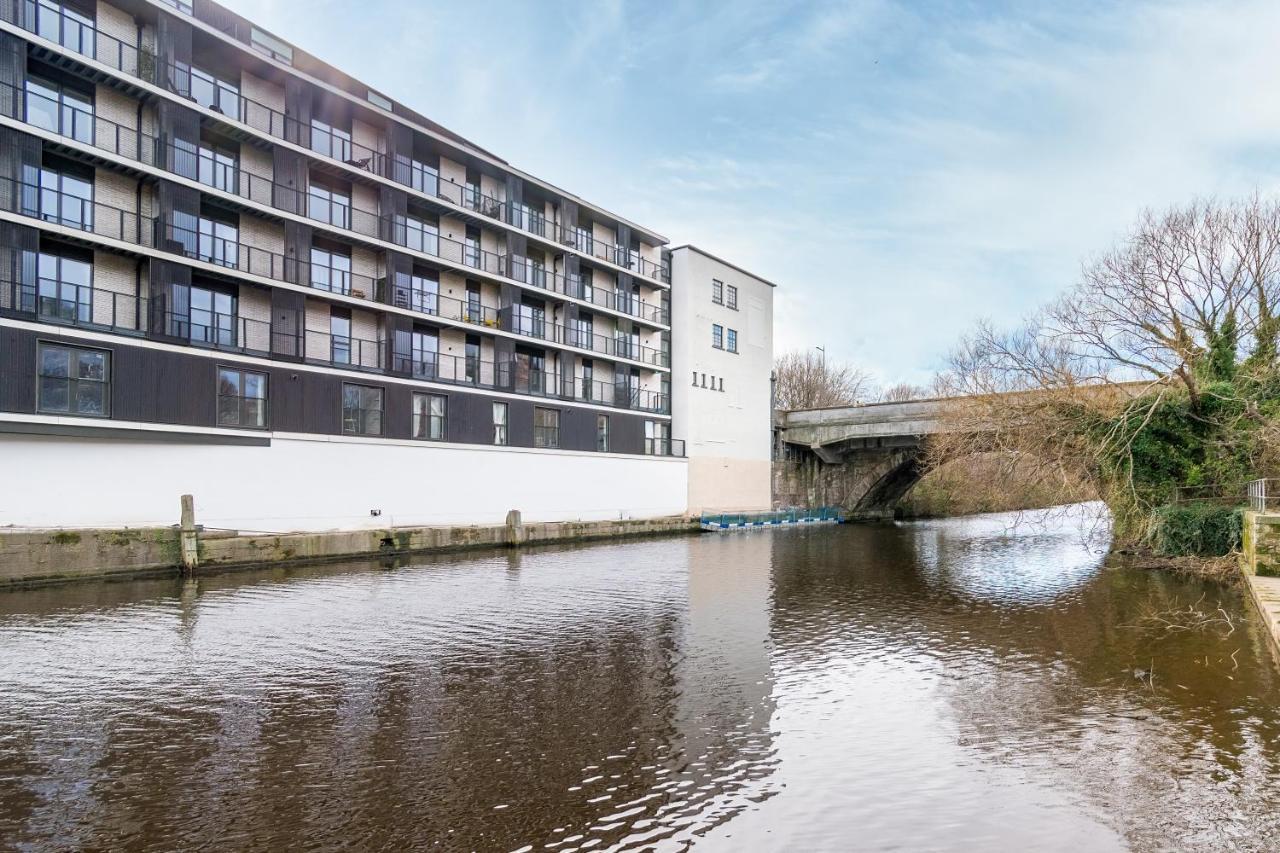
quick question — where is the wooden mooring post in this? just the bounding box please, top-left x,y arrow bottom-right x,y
179,494 -> 199,574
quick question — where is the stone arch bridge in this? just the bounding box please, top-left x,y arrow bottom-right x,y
774,399 -> 950,520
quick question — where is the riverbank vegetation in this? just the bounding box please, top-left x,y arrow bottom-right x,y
929,196 -> 1280,566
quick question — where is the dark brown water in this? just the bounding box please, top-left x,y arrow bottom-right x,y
2,506 -> 1279,852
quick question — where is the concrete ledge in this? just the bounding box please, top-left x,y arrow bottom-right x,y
0,516 -> 700,588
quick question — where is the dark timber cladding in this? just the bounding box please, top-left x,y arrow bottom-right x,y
0,327 -> 651,453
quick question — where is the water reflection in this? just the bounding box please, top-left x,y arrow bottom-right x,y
1,510 -> 1279,850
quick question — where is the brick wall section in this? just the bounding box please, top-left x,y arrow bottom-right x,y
95,85 -> 139,158
94,1 -> 138,75
304,298 -> 332,358
93,168 -> 137,238
352,307 -> 381,368
239,286 -> 272,352
242,72 -> 285,114
440,156 -> 465,185
92,250 -> 138,328
350,245 -> 379,296
240,145 -> 275,206
352,119 -> 382,158
239,215 -> 285,258
440,214 -> 467,243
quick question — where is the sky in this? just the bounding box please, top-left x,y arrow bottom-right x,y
221,0 -> 1280,387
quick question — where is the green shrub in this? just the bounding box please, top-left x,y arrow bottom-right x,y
1149,503 -> 1243,556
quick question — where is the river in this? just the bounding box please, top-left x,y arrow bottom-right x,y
1,505 -> 1278,851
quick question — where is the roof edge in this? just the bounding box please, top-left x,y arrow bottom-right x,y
667,244 -> 778,288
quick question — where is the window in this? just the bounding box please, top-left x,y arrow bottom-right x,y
185,284 -> 237,347
572,315 -> 593,350
411,328 -> 438,379
712,324 -> 723,349
21,160 -> 92,230
175,133 -> 239,193
37,342 -> 109,417
341,383 -> 382,435
407,158 -> 438,196
330,310 -> 351,364
217,367 -> 266,428
464,335 -> 481,384
727,328 -> 738,353
534,407 -> 559,448
412,393 -> 447,440
492,402 -> 508,445
189,66 -> 240,118
465,284 -> 483,323
712,279 -> 723,305
513,202 -> 545,237
310,243 -> 352,294
400,213 -> 439,256
727,285 -> 738,310
579,269 -> 594,303
25,75 -> 92,144
33,250 -> 91,323
367,89 -> 393,111
251,26 -> 293,65
644,420 -> 670,456
514,300 -> 545,338
408,272 -> 438,316
195,214 -> 239,268
308,176 -> 351,229
572,225 -> 592,254
582,360 -> 594,401
157,0 -> 193,14
30,0 -> 95,55
596,415 -> 609,452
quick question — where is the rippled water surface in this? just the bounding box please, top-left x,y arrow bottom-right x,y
3,507 -> 1280,851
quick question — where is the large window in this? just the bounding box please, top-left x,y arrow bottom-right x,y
196,140 -> 237,193
463,228 -> 481,268
712,279 -> 724,305
512,202 -> 545,237
410,328 -> 438,379
34,250 -> 91,323
465,284 -> 483,324
308,177 -> 351,229
727,328 -> 738,353
185,284 -> 237,347
310,118 -> 352,162
533,407 -> 559,449
464,335 -> 481,384
492,402 -> 508,446
29,0 -> 95,54
217,367 -> 266,428
25,75 -> 92,144
407,158 -> 438,196
341,383 -> 383,436
727,285 -> 738,310
412,393 -> 446,441
251,26 -> 292,64
596,415 -> 609,452
310,244 -> 351,295
408,272 -> 438,316
645,420 -> 671,456
37,342 -> 109,417
22,161 -> 92,230
188,65 -> 240,118
173,210 -> 238,268
400,213 -> 439,256
572,315 -> 593,350
582,360 -> 594,401
712,324 -> 724,349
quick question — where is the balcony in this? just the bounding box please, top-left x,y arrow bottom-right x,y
1,277 -> 144,335
1,2 -> 673,284
503,306 -> 670,367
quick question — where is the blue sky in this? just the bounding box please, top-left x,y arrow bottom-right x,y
223,0 -> 1280,386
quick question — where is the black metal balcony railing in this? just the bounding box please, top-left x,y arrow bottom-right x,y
1,1 -> 673,285
644,437 -> 686,457
4,77 -> 672,326
504,307 -> 669,367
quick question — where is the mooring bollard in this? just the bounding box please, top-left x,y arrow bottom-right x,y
179,494 -> 199,574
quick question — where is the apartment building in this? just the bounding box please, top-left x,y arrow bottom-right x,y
668,246 -> 775,513
0,0 -> 688,530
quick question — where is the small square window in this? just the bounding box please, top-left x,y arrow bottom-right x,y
217,367 -> 267,429
37,342 -> 110,417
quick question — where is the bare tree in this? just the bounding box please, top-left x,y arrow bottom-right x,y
774,350 -> 873,410
879,382 -> 929,403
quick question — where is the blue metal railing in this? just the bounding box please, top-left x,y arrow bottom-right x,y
700,507 -> 844,528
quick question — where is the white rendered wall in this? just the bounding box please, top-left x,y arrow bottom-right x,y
669,247 -> 775,513
0,431 -> 688,531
